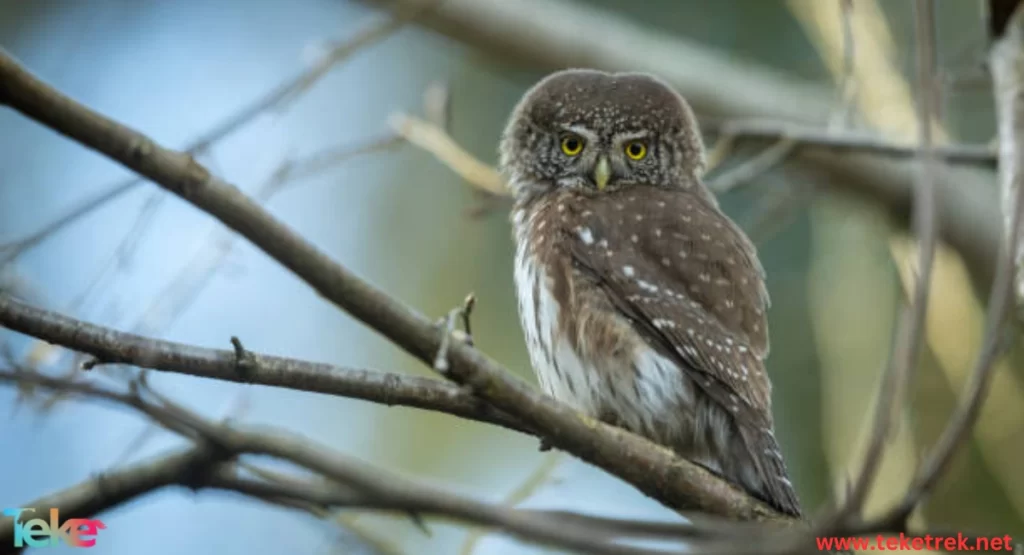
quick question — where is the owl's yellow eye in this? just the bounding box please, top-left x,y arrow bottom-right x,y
625,141 -> 647,160
560,134 -> 585,156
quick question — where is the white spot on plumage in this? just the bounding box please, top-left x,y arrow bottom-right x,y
637,279 -> 659,293
652,318 -> 676,329
622,265 -> 635,277
577,227 -> 594,245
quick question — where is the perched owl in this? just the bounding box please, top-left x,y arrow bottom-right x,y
500,69 -> 801,516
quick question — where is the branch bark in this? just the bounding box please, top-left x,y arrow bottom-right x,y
0,294 -> 526,433
0,369 -> 755,555
989,0 -> 1024,319
0,49 -> 784,522
0,447 -> 208,555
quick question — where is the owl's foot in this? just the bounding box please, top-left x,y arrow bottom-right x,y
538,438 -> 554,451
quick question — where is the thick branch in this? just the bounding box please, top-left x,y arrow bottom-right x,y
0,370 -> 719,555
0,50 -> 783,521
362,0 -> 831,122
0,447 -> 208,554
990,0 -> 1024,318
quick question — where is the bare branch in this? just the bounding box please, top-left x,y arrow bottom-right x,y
389,113 -> 506,195
0,294 -> 525,433
0,8 -> 419,267
836,0 -> 942,519
0,368 -> 730,555
705,119 -> 995,167
360,0 -> 1003,298
0,49 -> 786,522
886,0 -> 1024,518
990,0 -> 1024,319
0,446 -> 212,552
706,137 -> 797,194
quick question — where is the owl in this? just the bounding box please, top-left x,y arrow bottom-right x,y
499,69 -> 801,517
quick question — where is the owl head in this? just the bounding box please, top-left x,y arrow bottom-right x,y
499,69 -> 707,201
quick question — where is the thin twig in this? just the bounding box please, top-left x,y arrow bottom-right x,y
890,0 -> 1024,518
0,8 -> 419,267
707,137 -> 797,194
704,119 -> 995,167
835,0 -> 941,520
388,113 -> 507,195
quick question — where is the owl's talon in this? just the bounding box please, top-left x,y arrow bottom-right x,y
538,438 -> 554,452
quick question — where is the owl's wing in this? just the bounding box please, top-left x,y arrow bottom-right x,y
565,187 -> 800,514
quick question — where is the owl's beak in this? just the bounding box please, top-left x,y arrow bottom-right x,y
594,156 -> 611,190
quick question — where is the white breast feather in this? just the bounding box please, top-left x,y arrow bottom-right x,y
513,210 -> 694,434
514,219 -> 598,414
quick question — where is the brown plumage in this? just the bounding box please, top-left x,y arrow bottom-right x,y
501,69 -> 801,516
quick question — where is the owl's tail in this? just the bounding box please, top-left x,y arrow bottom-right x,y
739,425 -> 803,518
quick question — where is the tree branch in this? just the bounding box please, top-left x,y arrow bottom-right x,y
0,49 -> 784,521
990,0 -> 1024,319
0,368 -> 733,555
0,6 -> 419,267
359,0 -> 1003,296
0,293 -> 526,433
705,119 -> 996,168
836,0 -> 941,519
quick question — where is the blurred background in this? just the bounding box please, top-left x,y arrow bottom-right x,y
1,0 -> 1022,553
